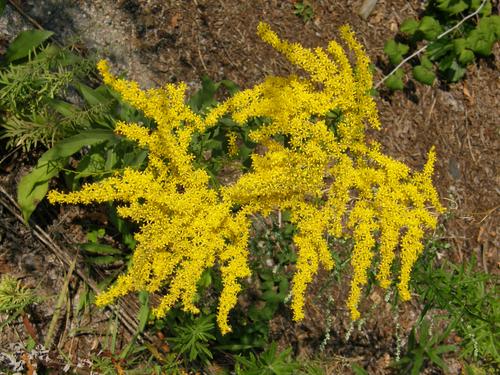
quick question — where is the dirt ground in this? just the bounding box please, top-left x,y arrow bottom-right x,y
0,0 -> 498,373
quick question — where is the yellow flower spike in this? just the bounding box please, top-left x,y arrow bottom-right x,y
52,25 -> 441,333
227,131 -> 239,156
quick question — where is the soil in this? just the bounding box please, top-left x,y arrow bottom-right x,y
0,0 -> 498,374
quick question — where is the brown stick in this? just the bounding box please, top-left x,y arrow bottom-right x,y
0,185 -> 149,342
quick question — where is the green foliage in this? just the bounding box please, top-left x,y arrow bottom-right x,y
396,318 -> 456,374
412,250 -> 499,368
0,37 -> 98,151
294,1 -> 314,23
216,214 -> 296,351
384,39 -> 410,65
351,363 -> 369,375
0,29 -> 151,221
4,29 -> 54,63
6,24 -> 496,375
16,129 -> 118,221
418,16 -> 444,40
234,342 -> 300,375
384,68 -> 405,90
168,314 -> 216,364
0,0 -> 6,17
412,64 -> 436,85
384,0 -> 500,89
188,75 -> 257,183
0,275 -> 40,330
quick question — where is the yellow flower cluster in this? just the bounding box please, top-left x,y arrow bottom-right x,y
48,22 -> 442,332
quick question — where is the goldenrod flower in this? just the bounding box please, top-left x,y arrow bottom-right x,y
49,22 -> 442,332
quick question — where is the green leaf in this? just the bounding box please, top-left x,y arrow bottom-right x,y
466,16 -> 500,56
400,18 -> 420,35
411,351 -> 425,375
458,49 -> 475,65
47,99 -> 79,118
385,68 -> 404,91
17,130 -> 117,221
74,152 -> 106,179
471,0 -> 492,16
427,350 -> 448,370
86,228 -> 105,243
85,255 -> 121,265
0,0 -> 6,16
420,54 -> 434,70
437,0 -> 469,15
219,79 -> 240,96
467,34 -> 493,56
5,29 -> 54,62
438,53 -> 455,71
453,38 -> 467,54
447,61 -> 466,82
137,291 -> 150,333
188,75 -> 220,113
434,344 -> 456,354
418,16 -> 443,40
76,83 -> 111,107
427,38 -> 454,61
351,363 -> 369,375
81,243 -> 123,255
384,39 -> 410,65
412,65 -> 436,85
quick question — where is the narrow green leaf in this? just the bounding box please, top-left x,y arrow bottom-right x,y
411,351 -> 425,375
434,344 -> 456,354
427,350 -> 447,370
85,255 -> 121,265
137,291 -> 150,333
427,38 -> 454,61
6,29 -> 54,62
81,243 -> 123,255
351,363 -> 369,375
76,83 -> 110,106
47,99 -> 79,118
220,79 -> 240,96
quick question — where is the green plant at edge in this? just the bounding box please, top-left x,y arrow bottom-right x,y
294,1 -> 314,23
0,29 -> 98,151
234,342 -> 300,375
168,314 -> 217,365
0,275 -> 40,330
383,0 -> 500,90
396,317 -> 456,374
412,250 -> 499,370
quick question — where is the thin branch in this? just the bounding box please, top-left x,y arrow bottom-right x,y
0,185 -> 151,342
375,0 -> 488,89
